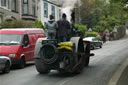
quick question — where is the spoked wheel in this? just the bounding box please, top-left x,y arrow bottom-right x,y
73,54 -> 85,74
2,61 -> 11,73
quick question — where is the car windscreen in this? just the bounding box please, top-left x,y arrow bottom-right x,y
92,38 -> 98,42
0,34 -> 22,45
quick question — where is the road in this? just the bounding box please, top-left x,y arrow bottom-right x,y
0,37 -> 128,85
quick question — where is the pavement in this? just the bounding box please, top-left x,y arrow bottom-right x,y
108,29 -> 128,85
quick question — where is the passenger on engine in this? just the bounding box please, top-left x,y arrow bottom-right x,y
57,13 -> 70,42
45,15 -> 58,39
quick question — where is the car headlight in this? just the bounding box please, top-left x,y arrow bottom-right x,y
8,54 -> 16,57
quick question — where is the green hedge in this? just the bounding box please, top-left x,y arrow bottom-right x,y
0,19 -> 34,28
0,19 -> 46,32
85,31 -> 98,37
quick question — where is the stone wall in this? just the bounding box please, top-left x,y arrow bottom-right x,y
113,25 -> 126,40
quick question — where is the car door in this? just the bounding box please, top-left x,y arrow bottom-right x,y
92,38 -> 100,47
95,38 -> 102,47
22,34 -> 32,61
28,34 -> 36,60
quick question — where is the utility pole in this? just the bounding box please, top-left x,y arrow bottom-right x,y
77,0 -> 81,24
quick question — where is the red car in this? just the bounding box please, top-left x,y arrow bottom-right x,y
0,28 -> 45,68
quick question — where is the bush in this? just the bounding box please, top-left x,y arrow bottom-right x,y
33,20 -> 46,31
0,19 -> 34,28
75,24 -> 87,37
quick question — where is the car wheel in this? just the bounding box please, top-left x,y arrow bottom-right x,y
2,61 -> 10,73
92,46 -> 95,50
100,45 -> 102,48
19,57 -> 26,69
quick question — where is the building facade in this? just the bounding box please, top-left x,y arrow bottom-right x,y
0,0 -> 38,23
0,0 -> 62,24
38,0 -> 62,25
0,0 -> 20,23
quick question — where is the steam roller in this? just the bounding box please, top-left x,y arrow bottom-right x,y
34,36 -> 94,74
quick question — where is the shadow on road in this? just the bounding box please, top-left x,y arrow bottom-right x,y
36,70 -> 77,78
36,66 -> 96,78
11,63 -> 35,70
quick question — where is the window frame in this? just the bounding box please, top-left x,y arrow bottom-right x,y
12,0 -> 17,12
22,34 -> 29,47
44,2 -> 48,18
1,0 -> 9,8
23,0 -> 29,15
51,5 -> 55,19
32,5 -> 36,16
0,15 -> 3,24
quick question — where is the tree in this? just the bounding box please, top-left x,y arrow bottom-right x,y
109,0 -> 128,4
109,0 -> 128,24
76,0 -> 104,28
75,0 -> 127,33
34,20 -> 46,31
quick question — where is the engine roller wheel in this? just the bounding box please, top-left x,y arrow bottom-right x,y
73,54 -> 85,74
85,56 -> 90,67
35,59 -> 49,74
70,37 -> 85,74
85,43 -> 90,67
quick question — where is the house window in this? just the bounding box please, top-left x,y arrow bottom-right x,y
59,9 -> 61,19
32,5 -> 35,16
1,0 -> 9,8
12,0 -> 17,12
44,2 -> 48,18
32,0 -> 35,16
0,16 -> 2,24
23,0 -> 28,14
51,6 -> 55,19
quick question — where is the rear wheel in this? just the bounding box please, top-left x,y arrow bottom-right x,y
35,59 -> 49,74
18,57 -> 26,69
2,61 -> 10,73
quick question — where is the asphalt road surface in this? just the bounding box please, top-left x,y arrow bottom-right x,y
0,37 -> 128,85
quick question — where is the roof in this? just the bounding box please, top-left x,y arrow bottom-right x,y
0,28 -> 44,34
43,0 -> 62,7
83,37 -> 95,41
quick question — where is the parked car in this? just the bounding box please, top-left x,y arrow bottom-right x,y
83,37 -> 103,50
0,54 -> 11,73
0,28 -> 45,68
